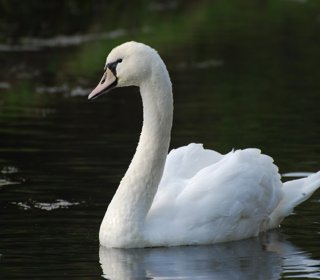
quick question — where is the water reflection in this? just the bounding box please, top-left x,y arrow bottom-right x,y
0,165 -> 21,187
99,231 -> 320,280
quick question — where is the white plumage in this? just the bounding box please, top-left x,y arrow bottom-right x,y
146,145 -> 282,246
88,41 -> 320,248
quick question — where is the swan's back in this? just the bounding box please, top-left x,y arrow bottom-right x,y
145,144 -> 283,246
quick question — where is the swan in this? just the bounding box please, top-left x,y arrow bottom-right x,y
88,41 -> 320,248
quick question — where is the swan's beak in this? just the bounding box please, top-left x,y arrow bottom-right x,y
88,68 -> 117,100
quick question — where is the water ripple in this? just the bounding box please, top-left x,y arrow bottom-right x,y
11,199 -> 83,211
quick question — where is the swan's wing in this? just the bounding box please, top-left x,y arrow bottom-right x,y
150,143 -> 223,209
176,148 -> 282,224
164,143 -> 223,179
146,146 -> 283,245
159,143 -> 222,189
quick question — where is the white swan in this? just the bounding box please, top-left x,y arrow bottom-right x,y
88,41 -> 320,248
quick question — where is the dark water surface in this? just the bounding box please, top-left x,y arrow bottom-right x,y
1,1 -> 320,279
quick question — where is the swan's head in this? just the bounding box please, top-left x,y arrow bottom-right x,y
88,41 -> 158,100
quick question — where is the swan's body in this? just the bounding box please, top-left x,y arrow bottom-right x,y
88,41 -> 320,248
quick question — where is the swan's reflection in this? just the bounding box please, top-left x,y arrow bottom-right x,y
99,230 -> 320,280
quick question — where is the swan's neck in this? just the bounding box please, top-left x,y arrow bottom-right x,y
100,69 -> 173,247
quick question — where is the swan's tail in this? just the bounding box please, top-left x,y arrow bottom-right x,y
268,171 -> 320,229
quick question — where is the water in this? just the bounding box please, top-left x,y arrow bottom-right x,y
100,232 -> 320,280
1,1 -> 320,279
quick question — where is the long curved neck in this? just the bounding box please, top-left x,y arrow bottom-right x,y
101,67 -> 173,244
121,79 -> 173,213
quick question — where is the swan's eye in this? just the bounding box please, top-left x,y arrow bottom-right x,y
105,58 -> 123,75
